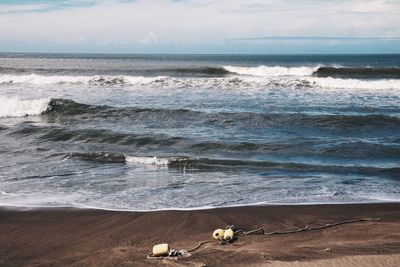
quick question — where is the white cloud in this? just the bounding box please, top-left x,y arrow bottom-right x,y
0,3 -> 52,14
140,32 -> 159,44
0,0 -> 399,51
346,0 -> 396,13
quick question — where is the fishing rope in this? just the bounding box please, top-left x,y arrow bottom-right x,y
236,217 -> 382,236
187,240 -> 213,252
147,217 -> 381,260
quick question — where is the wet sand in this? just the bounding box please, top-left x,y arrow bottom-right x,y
1,203 -> 400,266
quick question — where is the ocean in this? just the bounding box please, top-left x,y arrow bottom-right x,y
0,53 -> 399,210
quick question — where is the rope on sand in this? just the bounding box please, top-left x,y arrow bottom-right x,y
233,217 -> 382,236
187,240 -> 213,252
147,217 -> 382,260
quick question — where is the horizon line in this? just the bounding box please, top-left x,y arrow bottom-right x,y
230,36 -> 400,41
2,51 -> 400,56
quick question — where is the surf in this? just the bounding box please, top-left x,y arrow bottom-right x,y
222,65 -> 319,77
2,73 -> 400,90
0,96 -> 50,118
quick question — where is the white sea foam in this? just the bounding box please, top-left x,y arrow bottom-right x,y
306,77 -> 400,90
223,65 -> 319,77
125,156 -> 170,166
0,74 -> 88,84
1,73 -> 400,91
0,97 -> 50,118
0,74 -> 166,85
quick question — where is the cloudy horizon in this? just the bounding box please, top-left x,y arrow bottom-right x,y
1,0 -> 400,54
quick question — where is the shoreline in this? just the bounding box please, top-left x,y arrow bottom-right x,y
1,203 -> 400,266
2,200 -> 400,213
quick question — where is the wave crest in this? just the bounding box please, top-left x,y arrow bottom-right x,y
222,65 -> 318,77
125,156 -> 171,166
0,74 -> 165,85
313,67 -> 400,79
2,73 -> 400,90
0,97 -> 50,118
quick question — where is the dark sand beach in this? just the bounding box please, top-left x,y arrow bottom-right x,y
1,203 -> 399,266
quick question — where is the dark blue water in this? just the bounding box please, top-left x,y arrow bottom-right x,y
0,53 -> 399,210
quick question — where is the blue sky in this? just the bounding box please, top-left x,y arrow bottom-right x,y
1,0 -> 400,54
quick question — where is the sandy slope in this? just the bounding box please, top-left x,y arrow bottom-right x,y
0,203 -> 399,266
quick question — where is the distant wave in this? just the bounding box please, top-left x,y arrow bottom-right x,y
307,77 -> 400,90
1,65 -> 400,83
158,66 -> 231,76
0,66 -> 231,77
223,65 -> 318,77
223,65 -> 400,79
2,72 -> 400,90
313,67 -> 400,79
0,74 -> 165,85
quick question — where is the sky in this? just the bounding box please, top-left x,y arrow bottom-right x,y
0,0 -> 400,54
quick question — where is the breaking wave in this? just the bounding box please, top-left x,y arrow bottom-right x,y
1,73 -> 400,90
125,156 -> 172,166
307,77 -> 400,90
0,74 -> 165,85
223,65 -> 319,77
223,65 -> 400,79
0,96 -> 50,118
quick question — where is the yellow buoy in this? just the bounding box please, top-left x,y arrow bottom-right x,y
152,243 -> 170,257
212,229 -> 225,240
224,228 -> 234,240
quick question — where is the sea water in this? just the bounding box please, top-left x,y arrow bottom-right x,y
0,53 -> 399,210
